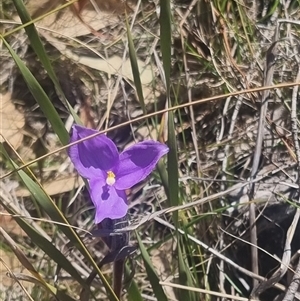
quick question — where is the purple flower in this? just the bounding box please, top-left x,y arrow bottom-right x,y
68,125 -> 169,223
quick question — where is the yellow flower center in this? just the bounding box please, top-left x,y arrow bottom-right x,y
106,170 -> 116,186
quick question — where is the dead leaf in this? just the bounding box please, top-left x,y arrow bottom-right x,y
25,0 -> 125,38
0,93 -> 25,149
71,54 -> 154,85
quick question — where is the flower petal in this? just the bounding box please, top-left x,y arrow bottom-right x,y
89,178 -> 128,223
115,140 -> 169,190
68,125 -> 119,178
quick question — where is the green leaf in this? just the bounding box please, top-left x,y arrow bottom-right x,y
136,232 -> 168,301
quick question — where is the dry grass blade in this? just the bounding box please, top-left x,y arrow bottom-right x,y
159,281 -> 250,301
250,19 -> 300,298
248,24 -> 279,288
282,32 -> 300,301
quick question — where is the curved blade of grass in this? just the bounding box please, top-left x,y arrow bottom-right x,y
0,144 -> 118,301
125,13 -> 146,113
1,37 -> 69,145
12,0 -> 81,125
136,231 -> 168,301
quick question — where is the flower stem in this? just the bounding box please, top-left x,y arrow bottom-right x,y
101,215 -> 129,300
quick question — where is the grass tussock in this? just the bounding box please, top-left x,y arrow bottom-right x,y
1,0 -> 300,300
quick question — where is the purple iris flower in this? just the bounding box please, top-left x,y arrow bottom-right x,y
68,125 -> 169,223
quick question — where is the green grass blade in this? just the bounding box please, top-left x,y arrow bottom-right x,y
125,14 -> 146,113
159,2 -> 197,298
160,0 -> 172,91
12,0 -> 57,77
125,265 -> 143,301
160,0 -> 179,214
1,37 -> 69,145
157,159 -> 169,198
12,0 -> 81,125
177,238 -> 197,301
167,109 -> 179,208
136,232 -> 168,301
